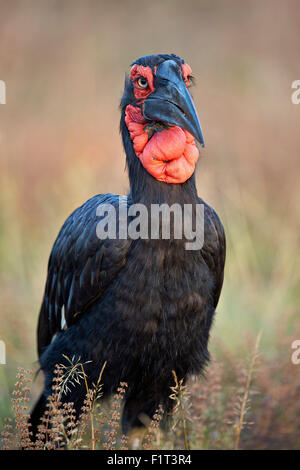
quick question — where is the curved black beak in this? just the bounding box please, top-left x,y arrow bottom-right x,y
143,60 -> 205,147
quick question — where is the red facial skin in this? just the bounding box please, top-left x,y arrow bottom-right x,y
125,64 -> 199,184
181,63 -> 192,87
130,64 -> 155,100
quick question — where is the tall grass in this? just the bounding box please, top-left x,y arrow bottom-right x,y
0,355 -> 242,450
2,332 -> 299,450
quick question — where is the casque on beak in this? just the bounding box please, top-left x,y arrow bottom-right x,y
143,60 -> 205,147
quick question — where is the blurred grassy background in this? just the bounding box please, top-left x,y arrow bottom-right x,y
0,0 -> 299,448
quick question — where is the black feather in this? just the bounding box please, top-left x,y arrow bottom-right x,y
31,54 -> 226,435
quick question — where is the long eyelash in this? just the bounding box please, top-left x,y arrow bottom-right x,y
187,75 -> 195,88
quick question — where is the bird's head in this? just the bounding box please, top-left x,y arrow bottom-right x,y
120,54 -> 204,185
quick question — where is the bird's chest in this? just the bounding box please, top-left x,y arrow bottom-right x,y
114,238 -> 214,344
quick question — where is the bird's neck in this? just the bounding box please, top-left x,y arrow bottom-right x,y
121,114 -> 199,206
129,170 -> 199,207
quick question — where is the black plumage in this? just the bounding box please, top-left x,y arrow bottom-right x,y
31,54 -> 226,435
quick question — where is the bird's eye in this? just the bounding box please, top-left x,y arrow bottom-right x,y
137,77 -> 148,88
185,75 -> 193,88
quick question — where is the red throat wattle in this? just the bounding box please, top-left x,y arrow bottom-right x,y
125,64 -> 199,184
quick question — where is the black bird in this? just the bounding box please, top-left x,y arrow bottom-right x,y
31,54 -> 226,435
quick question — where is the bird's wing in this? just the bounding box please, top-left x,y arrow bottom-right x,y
200,198 -> 226,308
37,194 -> 131,356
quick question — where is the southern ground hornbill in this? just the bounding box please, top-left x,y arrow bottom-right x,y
31,54 -> 226,435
